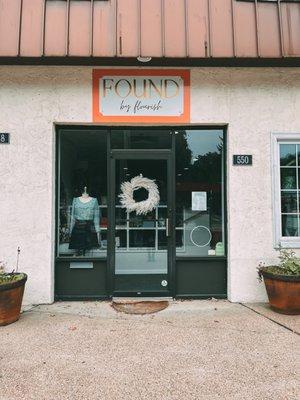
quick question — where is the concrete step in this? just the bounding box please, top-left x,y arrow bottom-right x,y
112,297 -> 171,314
112,297 -> 173,304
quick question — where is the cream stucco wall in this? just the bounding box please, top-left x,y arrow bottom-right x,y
0,66 -> 300,304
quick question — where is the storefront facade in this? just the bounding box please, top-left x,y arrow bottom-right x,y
1,66 -> 300,304
56,124 -> 226,299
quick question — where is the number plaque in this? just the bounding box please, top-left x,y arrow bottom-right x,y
233,155 -> 252,166
0,133 -> 9,144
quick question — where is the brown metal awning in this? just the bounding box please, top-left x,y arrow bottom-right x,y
0,0 -> 299,64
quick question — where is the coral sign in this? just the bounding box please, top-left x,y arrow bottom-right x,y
93,69 -> 190,123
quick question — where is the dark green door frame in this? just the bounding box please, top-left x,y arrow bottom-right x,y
55,126 -> 227,300
107,149 -> 176,297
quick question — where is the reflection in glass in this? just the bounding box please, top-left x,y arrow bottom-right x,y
175,206 -> 184,227
280,144 -> 296,166
115,230 -> 127,248
116,208 -> 126,227
175,130 -> 224,256
115,159 -> 168,280
280,168 -> 297,189
281,191 -> 298,213
129,210 -> 155,228
158,207 -> 167,227
129,230 -> 155,248
176,230 -> 184,248
111,129 -> 172,149
190,225 -> 212,247
282,215 -> 298,237
158,231 -> 167,250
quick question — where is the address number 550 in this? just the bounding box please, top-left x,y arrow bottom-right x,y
233,155 -> 252,166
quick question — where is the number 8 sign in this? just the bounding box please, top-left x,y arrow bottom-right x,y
0,133 -> 9,144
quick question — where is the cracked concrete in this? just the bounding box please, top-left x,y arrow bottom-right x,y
1,300 -> 299,400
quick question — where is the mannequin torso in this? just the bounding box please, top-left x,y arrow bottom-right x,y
79,187 -> 93,203
78,195 -> 93,203
69,188 -> 101,254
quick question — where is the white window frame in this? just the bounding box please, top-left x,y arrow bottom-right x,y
272,132 -> 300,248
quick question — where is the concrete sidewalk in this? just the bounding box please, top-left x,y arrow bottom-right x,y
1,300 -> 299,400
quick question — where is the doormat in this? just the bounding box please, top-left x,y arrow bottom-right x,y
111,299 -> 169,315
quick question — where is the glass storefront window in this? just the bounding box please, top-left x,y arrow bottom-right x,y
175,130 -> 225,257
111,129 -> 172,149
57,127 -> 226,260
58,129 -> 108,258
280,143 -> 300,237
114,158 -> 169,281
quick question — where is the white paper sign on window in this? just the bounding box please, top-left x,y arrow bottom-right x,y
192,192 -> 207,211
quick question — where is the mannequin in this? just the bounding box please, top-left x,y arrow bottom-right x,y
69,187 -> 101,256
79,186 -> 91,202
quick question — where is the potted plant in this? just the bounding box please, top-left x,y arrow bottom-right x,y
0,248 -> 27,326
258,249 -> 300,315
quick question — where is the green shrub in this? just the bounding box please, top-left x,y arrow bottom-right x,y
278,249 -> 300,275
0,260 -> 25,285
259,249 -> 300,278
0,273 -> 25,285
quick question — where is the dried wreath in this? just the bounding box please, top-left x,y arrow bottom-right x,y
119,174 -> 160,215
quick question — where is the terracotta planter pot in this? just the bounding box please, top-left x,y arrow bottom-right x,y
0,273 -> 27,326
260,269 -> 300,315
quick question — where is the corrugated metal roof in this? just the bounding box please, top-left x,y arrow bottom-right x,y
0,0 -> 299,61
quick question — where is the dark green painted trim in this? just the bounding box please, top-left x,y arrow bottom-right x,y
175,294 -> 227,299
54,128 -> 60,295
176,259 -> 227,296
55,295 -> 109,301
109,149 -> 174,297
176,257 -> 227,261
0,56 -> 299,67
107,130 -> 114,295
54,124 -> 228,132
112,291 -> 171,297
55,257 -> 107,262
111,149 -> 172,159
56,256 -> 227,262
55,125 -> 228,298
170,133 -> 176,297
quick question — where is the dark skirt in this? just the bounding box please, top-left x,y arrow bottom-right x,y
69,220 -> 99,251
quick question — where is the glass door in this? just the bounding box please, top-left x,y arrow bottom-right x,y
109,150 -> 174,296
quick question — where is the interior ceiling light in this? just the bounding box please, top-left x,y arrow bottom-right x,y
137,56 -> 152,63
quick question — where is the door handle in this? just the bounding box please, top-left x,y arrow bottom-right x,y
166,218 -> 170,237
